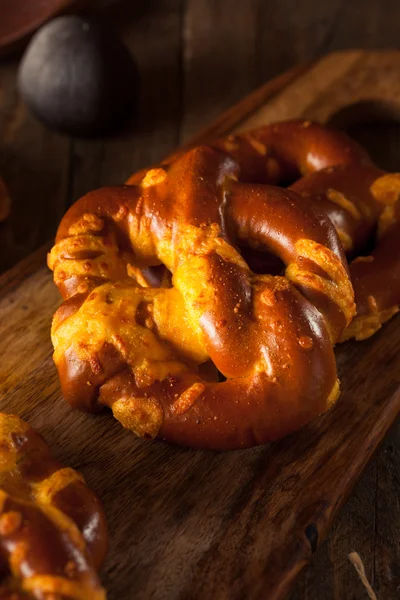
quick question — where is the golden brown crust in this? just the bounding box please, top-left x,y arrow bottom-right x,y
0,413 -> 107,599
48,120 -> 367,450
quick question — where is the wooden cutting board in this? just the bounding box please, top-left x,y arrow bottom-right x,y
1,50 -> 400,600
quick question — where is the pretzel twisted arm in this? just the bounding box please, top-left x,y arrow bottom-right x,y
195,120 -> 400,339
129,120 -> 400,339
290,165 -> 400,339
162,119 -> 372,184
0,414 -> 107,599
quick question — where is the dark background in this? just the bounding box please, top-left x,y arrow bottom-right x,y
0,1 -> 399,598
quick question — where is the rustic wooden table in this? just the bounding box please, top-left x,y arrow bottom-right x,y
0,1 -> 399,598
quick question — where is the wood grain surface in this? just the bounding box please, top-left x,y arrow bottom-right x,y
1,48 -> 400,599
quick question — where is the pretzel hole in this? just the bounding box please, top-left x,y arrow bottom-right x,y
74,250 -> 104,260
328,100 -> 400,171
239,245 -> 285,275
0,554 -> 11,586
135,301 -> 153,328
197,361 -> 226,382
197,360 -> 223,382
137,265 -> 172,288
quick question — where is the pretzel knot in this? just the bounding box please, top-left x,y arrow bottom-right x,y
0,413 -> 107,599
48,120 -> 400,450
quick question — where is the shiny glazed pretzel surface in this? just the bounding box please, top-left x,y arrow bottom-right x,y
49,120 -> 400,450
0,414 -> 107,599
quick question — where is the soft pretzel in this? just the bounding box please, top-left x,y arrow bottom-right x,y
48,120 -> 400,449
0,413 -> 107,599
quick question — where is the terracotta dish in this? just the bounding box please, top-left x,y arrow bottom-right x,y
0,0 -> 89,54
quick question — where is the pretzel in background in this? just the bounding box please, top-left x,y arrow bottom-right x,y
0,413 -> 107,599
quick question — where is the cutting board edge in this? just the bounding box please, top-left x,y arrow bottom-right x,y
269,383 -> 400,600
